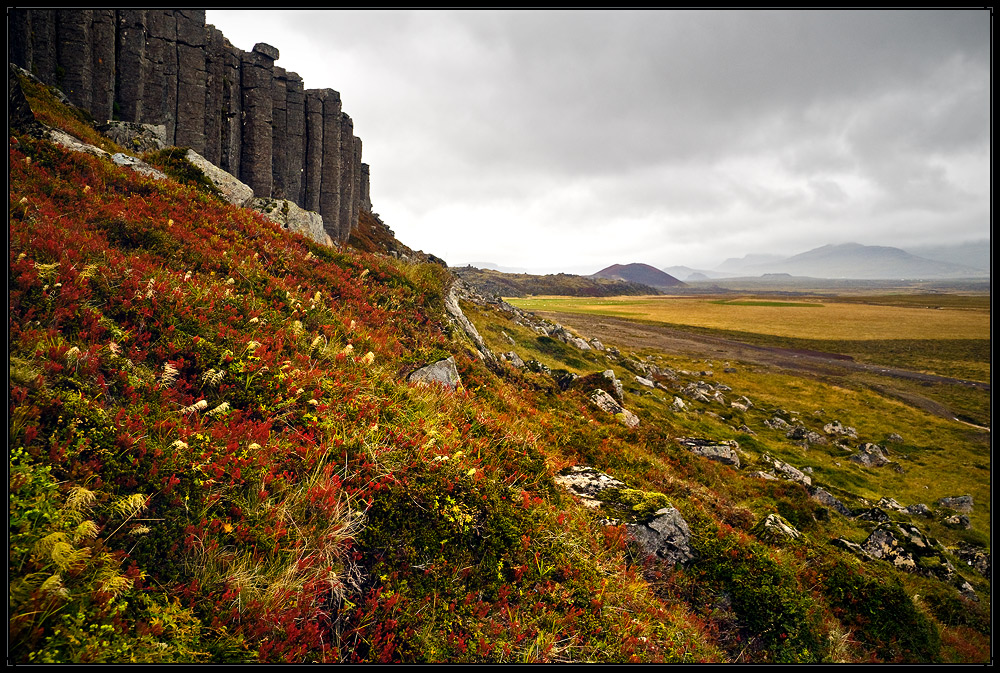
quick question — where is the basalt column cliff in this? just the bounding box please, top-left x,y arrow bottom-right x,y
8,9 -> 373,242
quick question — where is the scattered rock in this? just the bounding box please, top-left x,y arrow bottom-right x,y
499,351 -> 525,368
810,487 -> 852,517
877,497 -> 906,512
849,443 -> 889,468
752,513 -> 803,542
567,336 -> 591,351
501,331 -> 516,346
786,426 -> 828,445
626,508 -> 694,567
904,503 -> 932,517
761,454 -> 811,486
676,438 -> 741,468
936,495 -> 973,513
823,420 -> 858,438
589,338 -> 604,351
635,376 -> 655,388
765,416 -> 791,430
590,389 -> 639,428
408,356 -> 461,391
942,514 -> 971,529
886,433 -> 904,444
600,370 -> 625,403
855,508 -> 891,523
670,396 -> 687,412
956,544 -> 991,579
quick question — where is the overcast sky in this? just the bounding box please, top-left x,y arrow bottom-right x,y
207,9 -> 990,274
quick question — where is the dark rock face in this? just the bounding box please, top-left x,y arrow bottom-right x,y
9,8 -> 372,243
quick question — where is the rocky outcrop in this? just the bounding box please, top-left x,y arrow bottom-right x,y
9,8 -> 372,243
554,466 -> 692,567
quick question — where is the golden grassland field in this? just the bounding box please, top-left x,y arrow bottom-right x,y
508,295 -> 990,343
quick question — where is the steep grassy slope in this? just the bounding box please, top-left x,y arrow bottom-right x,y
8,83 -> 990,664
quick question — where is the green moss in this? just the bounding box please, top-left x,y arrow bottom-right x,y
598,487 -> 670,523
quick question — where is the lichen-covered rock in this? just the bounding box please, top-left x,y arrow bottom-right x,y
810,486 -> 852,516
886,432 -> 904,443
110,152 -> 169,180
567,336 -> 591,351
752,513 -> 803,543
823,420 -> 857,438
956,544 -> 991,579
590,388 -> 639,428
626,508 -> 693,567
849,443 -> 889,467
635,376 -> 655,388
670,396 -> 687,412
98,121 -> 167,152
251,196 -> 330,246
877,497 -> 906,512
761,454 -> 811,486
408,356 -> 461,391
786,426 -> 828,445
855,508 -> 891,523
766,416 -> 791,430
554,466 -> 625,509
858,522 -> 954,580
936,495 -> 973,513
905,503 -> 932,517
499,351 -> 525,368
942,514 -> 971,529
676,437 -> 740,468
187,148 -> 254,206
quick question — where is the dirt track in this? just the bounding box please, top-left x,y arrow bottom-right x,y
534,311 -> 990,425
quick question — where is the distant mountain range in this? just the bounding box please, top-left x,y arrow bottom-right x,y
591,263 -> 685,289
710,243 -> 987,280
664,242 -> 988,281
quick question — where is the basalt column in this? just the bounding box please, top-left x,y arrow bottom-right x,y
351,136 -> 363,230
203,25 -> 227,166
90,10 -> 116,124
219,38 -> 243,177
320,90 -> 343,241
174,10 -> 207,153
338,114 -> 355,241
115,10 -> 147,123
55,10 -> 93,111
360,163 -> 372,214
303,89 -> 327,213
144,11 -> 177,138
28,10 -> 59,88
9,10 -> 32,72
284,72 -> 306,204
240,43 -> 278,197
270,67 -> 289,199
